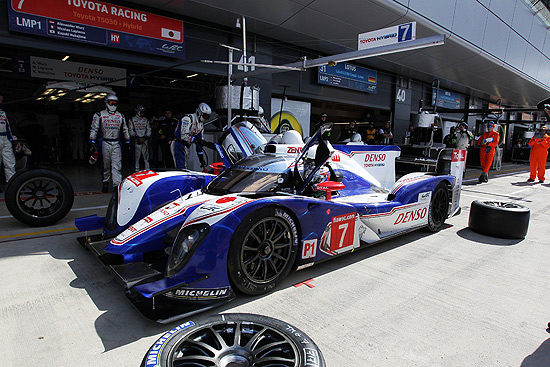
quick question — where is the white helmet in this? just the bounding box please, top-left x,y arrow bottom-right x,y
105,94 -> 118,113
196,102 -> 212,122
282,130 -> 303,144
258,106 -> 264,116
351,133 -> 362,142
135,104 -> 145,117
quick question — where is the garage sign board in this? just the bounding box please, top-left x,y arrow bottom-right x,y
358,22 -> 416,50
8,0 -> 184,57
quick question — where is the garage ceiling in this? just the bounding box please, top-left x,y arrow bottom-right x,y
129,0 -> 550,107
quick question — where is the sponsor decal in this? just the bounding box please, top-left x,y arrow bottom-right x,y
393,207 -> 427,225
302,239 -> 317,259
331,152 -> 341,162
452,149 -> 466,162
296,262 -> 315,271
364,153 -> 386,162
167,287 -> 230,299
275,209 -> 298,246
145,321 -> 195,366
330,212 -> 356,252
304,348 -> 322,366
287,146 -> 302,154
418,191 -> 431,202
126,170 -> 158,186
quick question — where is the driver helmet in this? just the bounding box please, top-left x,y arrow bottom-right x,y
540,125 -> 548,132
196,102 -> 212,122
105,94 -> 118,113
351,133 -> 362,142
135,104 -> 145,117
258,106 -> 264,117
282,130 -> 303,144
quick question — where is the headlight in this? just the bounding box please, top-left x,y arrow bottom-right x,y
165,224 -> 210,278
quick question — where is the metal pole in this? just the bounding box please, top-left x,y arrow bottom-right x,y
228,48 -> 233,130
242,16 -> 247,84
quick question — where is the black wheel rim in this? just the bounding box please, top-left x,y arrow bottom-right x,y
241,217 -> 293,285
431,189 -> 448,227
167,320 -> 299,366
15,177 -> 64,219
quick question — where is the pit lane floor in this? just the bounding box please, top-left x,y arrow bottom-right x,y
1,162 -> 549,366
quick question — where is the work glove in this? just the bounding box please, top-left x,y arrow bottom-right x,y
486,146 -> 491,153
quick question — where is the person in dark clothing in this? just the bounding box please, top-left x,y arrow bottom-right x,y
158,109 -> 177,168
341,121 -> 358,142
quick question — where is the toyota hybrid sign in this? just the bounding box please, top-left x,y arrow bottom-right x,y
8,0 -> 185,57
358,22 -> 416,50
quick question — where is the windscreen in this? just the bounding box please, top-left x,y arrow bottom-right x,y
205,154 -> 292,195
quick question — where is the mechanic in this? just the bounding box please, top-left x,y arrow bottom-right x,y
313,113 -> 328,134
378,121 -> 393,145
128,104 -> 151,172
0,93 -> 16,183
443,126 -> 457,148
158,109 -> 178,168
172,102 -> 214,169
477,121 -> 500,183
149,106 -> 164,166
89,94 -> 130,193
527,125 -> 550,183
254,106 -> 271,133
364,121 -> 377,144
455,122 -> 473,172
341,121 -> 358,142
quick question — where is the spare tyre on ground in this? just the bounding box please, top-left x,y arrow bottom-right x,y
468,200 -> 530,239
142,313 -> 325,367
5,168 -> 74,227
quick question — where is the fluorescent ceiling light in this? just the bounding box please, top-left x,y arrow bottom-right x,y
186,73 -> 198,78
62,55 -> 70,62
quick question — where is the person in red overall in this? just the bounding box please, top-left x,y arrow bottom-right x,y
527,125 -> 550,183
477,121 -> 500,183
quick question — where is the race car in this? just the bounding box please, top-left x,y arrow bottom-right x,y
76,120 -> 269,237
78,123 -> 465,323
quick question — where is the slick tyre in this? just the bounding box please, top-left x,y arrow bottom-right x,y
141,313 -> 325,367
5,168 -> 74,227
468,200 -> 530,239
426,181 -> 450,232
228,207 -> 298,296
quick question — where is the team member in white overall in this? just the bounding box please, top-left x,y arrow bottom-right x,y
172,102 -> 212,169
89,94 -> 130,193
0,94 -> 16,183
128,105 -> 151,172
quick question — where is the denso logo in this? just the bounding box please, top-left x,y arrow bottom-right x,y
287,146 -> 302,154
365,153 -> 386,162
394,207 -> 427,225
332,153 -> 341,162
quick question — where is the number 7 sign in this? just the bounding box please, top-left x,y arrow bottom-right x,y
330,213 -> 356,253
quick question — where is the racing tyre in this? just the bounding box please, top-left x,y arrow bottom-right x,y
426,182 -> 449,232
468,200 -> 530,239
141,313 -> 325,367
228,207 -> 298,296
5,168 -> 74,227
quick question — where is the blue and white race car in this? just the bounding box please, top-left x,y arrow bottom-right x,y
77,123 -> 465,323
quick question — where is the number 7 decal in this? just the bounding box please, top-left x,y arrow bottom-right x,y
330,213 -> 356,253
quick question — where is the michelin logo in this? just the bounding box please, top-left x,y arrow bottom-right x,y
145,321 -> 195,366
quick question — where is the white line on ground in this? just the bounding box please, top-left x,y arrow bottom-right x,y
0,205 -> 107,219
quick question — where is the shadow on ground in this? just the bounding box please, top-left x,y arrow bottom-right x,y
521,338 -> 550,367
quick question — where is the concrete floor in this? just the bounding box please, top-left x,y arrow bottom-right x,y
1,162 -> 549,366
